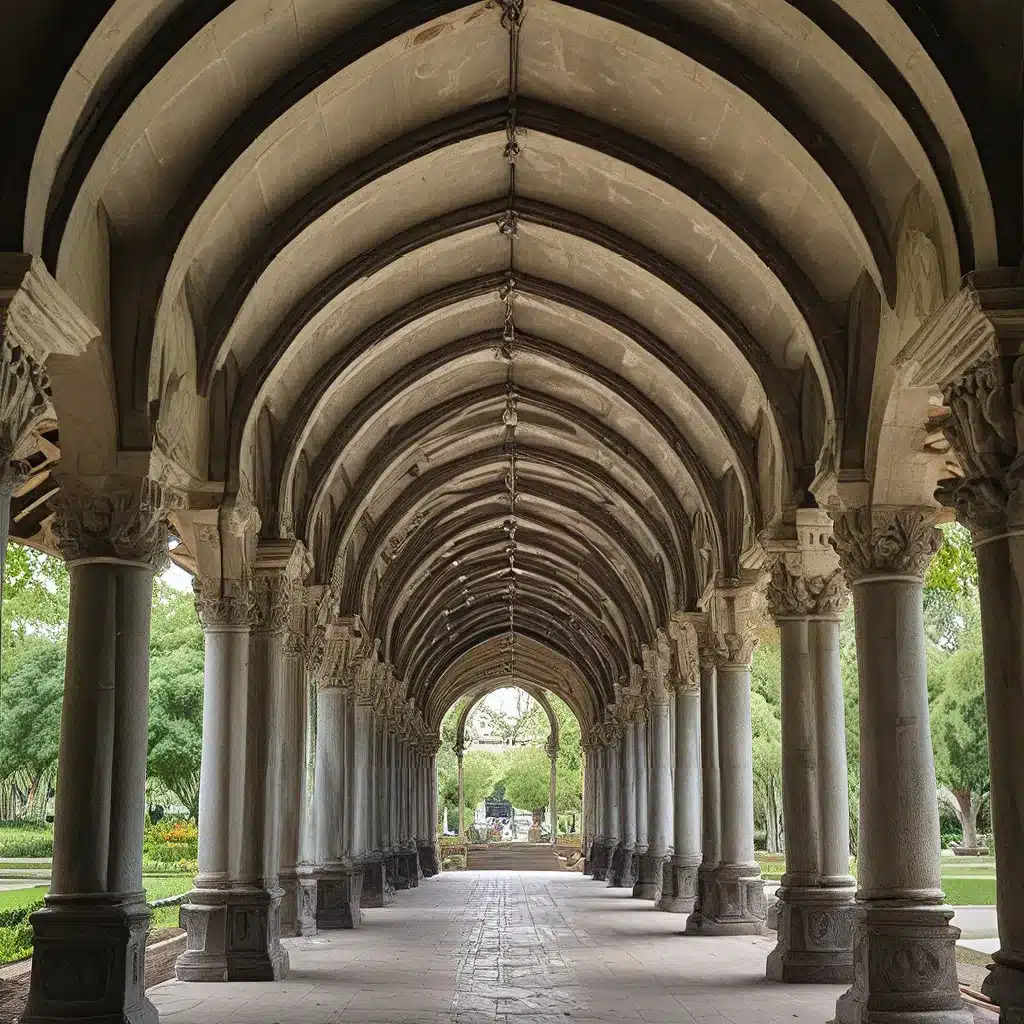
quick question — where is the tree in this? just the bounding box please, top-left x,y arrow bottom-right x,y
0,638 -> 64,819
460,750 -> 499,821
750,635 -> 783,852
473,689 -> 546,746
146,579 -> 205,818
931,636 -> 989,848
501,745 -> 552,814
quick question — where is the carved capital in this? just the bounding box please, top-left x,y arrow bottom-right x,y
0,328 -> 49,486
668,614 -> 703,693
314,616 -> 370,690
767,561 -> 848,619
50,478 -> 172,568
194,577 -> 251,629
708,573 -> 767,668
250,571 -> 292,633
830,506 -> 941,583
936,353 -> 1024,533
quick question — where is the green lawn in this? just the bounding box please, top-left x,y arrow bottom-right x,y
0,886 -> 47,911
756,857 -> 997,906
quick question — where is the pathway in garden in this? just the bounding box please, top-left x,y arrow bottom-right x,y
151,871 -> 850,1024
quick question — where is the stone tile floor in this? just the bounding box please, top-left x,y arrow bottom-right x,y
150,871 -> 849,1024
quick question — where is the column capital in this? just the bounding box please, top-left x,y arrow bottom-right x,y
765,510 -> 848,619
50,475 -> 177,569
194,575 -> 251,628
250,540 -> 311,634
0,325 -> 50,494
830,505 -> 941,584
313,615 -> 370,689
667,614 -> 704,693
707,571 -> 768,668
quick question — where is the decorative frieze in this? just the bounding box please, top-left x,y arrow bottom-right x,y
830,506 -> 941,584
50,477 -> 174,569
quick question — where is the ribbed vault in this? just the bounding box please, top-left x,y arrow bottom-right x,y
20,0 -> 1004,728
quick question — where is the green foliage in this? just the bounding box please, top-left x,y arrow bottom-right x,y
143,819 -> 198,864
147,581 -> 204,819
750,635 -> 783,852
0,921 -> 34,963
932,643 -> 989,798
0,828 -> 52,857
501,745 -> 552,812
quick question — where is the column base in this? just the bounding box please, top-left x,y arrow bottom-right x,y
21,893 -> 157,1024
982,950 -> 1024,1023
656,860 -> 699,913
632,853 -> 666,900
607,846 -> 638,889
417,843 -> 438,878
360,858 -> 395,908
404,848 -> 422,886
278,870 -> 301,937
832,903 -> 971,1024
684,863 -> 767,935
589,842 -> 611,881
391,852 -> 410,890
176,886 -> 289,982
310,867 -> 364,930
765,886 -> 856,984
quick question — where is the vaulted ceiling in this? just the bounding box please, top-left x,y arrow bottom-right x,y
6,0 -> 1017,725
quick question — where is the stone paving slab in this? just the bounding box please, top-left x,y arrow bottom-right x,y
150,871 -> 850,1024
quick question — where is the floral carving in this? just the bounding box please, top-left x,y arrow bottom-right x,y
766,561 -> 848,619
937,354 -> 1024,532
830,507 -> 941,583
194,577 -> 251,628
0,321 -> 50,488
51,482 -> 170,569
250,572 -> 292,633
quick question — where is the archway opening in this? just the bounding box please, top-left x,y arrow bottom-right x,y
436,685 -> 583,871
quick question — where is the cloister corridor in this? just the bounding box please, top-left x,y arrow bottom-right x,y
149,872 -> 848,1024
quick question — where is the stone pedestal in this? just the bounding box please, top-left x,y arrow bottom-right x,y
659,860 -> 699,914
766,887 -> 856,983
686,864 -> 767,935
361,858 -> 395,908
607,846 -> 637,889
22,895 -> 156,1024
312,868 -> 364,930
177,886 -> 289,981
392,853 -> 411,890
278,871 -> 301,938
589,842 -> 610,881
418,843 -> 438,877
633,853 -> 665,901
833,906 -> 967,1024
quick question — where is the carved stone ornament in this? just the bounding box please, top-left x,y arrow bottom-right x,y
830,506 -> 941,583
936,353 -> 1024,533
315,617 -> 370,689
50,480 -> 172,569
766,560 -> 848,619
194,577 -> 251,629
668,614 -> 702,692
708,574 -> 767,668
250,572 -> 293,633
0,323 -> 50,490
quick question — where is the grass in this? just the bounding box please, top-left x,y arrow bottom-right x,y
755,856 -> 997,906
0,887 -> 47,911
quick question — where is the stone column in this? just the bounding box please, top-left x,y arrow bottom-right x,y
457,745 -> 466,838
23,481 -> 167,1024
609,705 -> 638,888
765,511 -> 856,983
658,617 -> 702,912
631,714 -> 650,897
361,693 -> 394,907
687,576 -> 767,934
301,618 -> 367,931
547,735 -> 559,847
586,745 -> 606,877
423,741 -> 440,875
831,507 -> 969,1024
598,734 -> 621,882
639,635 -> 673,900
938,346 -> 1024,1022
278,608 -> 308,937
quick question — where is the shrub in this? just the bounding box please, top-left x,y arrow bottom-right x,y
0,829 -> 53,858
142,819 -> 197,866
0,898 -> 44,928
0,922 -> 34,964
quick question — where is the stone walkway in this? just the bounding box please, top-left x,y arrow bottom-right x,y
150,871 -> 849,1024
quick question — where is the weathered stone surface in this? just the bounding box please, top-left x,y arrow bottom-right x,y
360,859 -> 396,909
765,888 -> 856,983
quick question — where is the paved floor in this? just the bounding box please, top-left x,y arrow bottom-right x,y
151,871 -> 848,1024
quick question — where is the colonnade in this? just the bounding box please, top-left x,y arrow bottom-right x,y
175,581 -> 441,981
582,507 -> 976,1022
